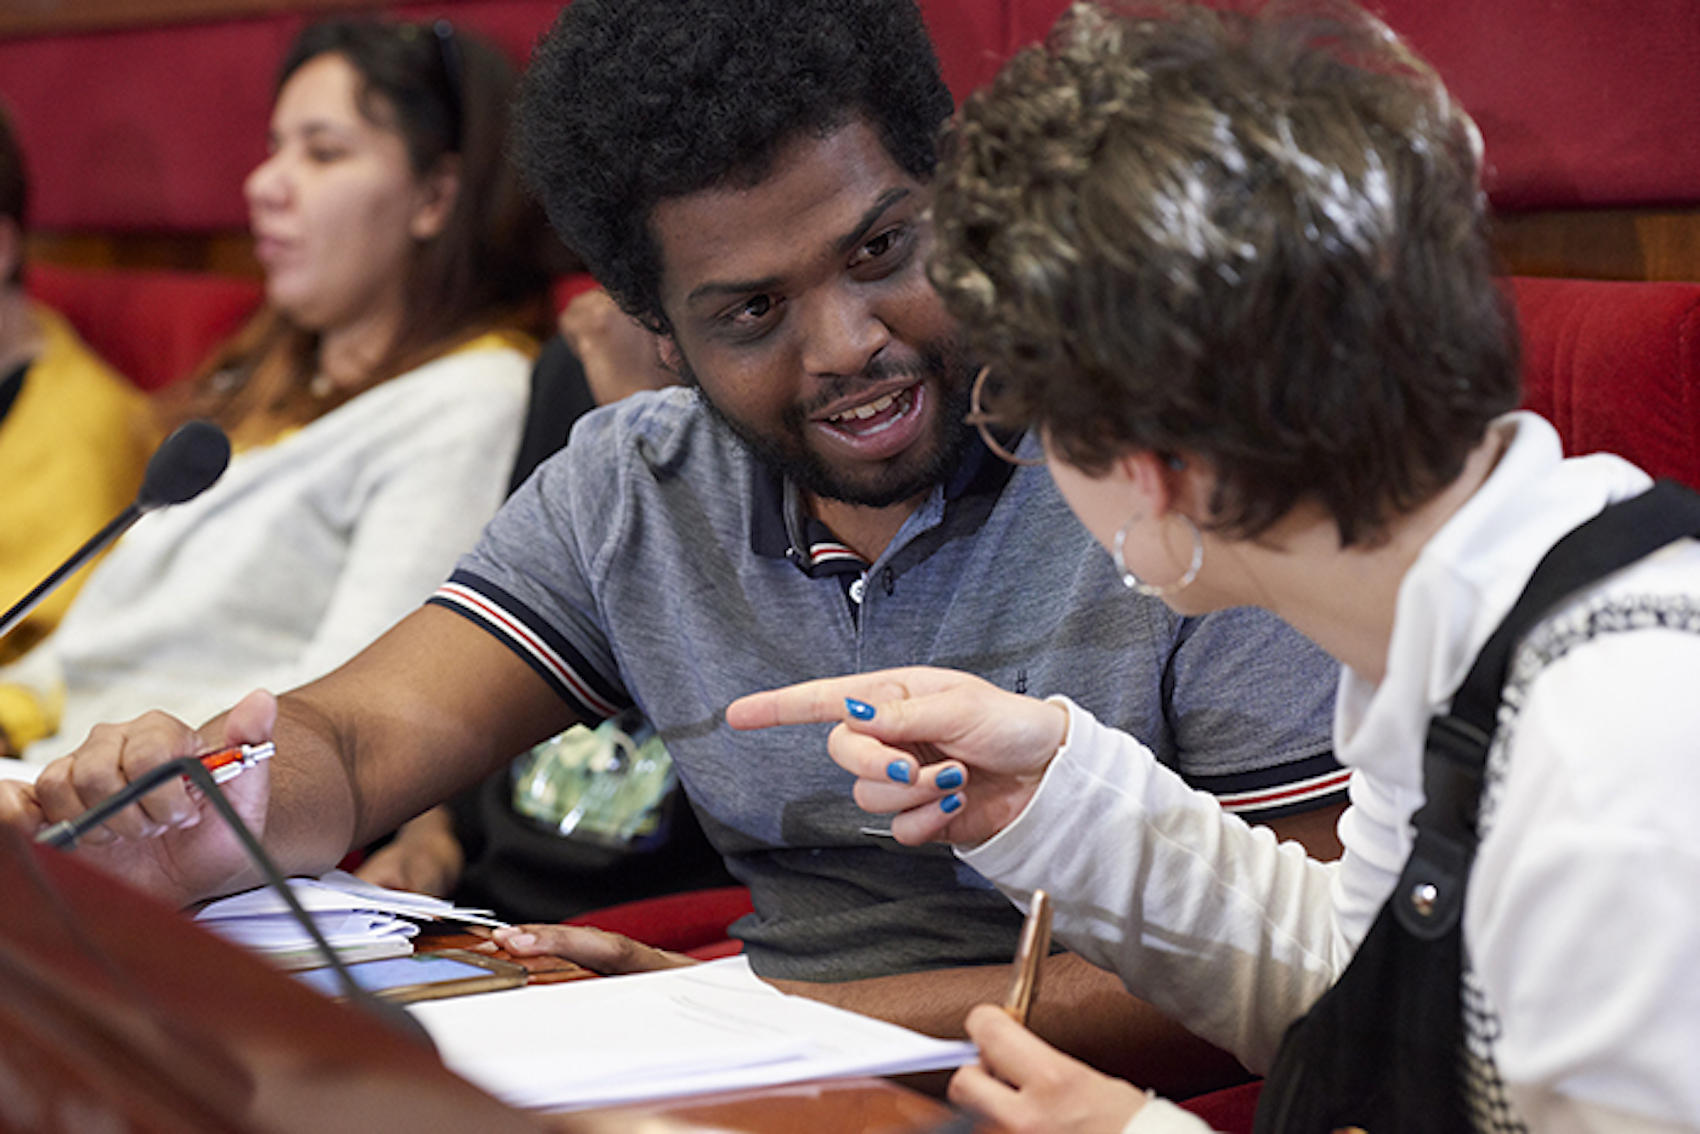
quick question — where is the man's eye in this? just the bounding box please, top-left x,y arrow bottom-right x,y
729,295 -> 774,324
850,225 -> 909,270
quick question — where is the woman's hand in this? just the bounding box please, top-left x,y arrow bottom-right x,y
487,923 -> 696,974
951,1004 -> 1150,1134
726,666 -> 1068,846
355,805 -> 464,898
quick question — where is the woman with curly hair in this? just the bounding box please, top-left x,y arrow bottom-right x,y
732,3 -> 1700,1131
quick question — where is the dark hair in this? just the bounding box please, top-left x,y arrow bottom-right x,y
931,0 -> 1521,547
511,0 -> 953,333
0,99 -> 28,286
177,19 -> 565,433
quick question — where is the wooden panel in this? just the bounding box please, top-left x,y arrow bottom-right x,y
27,206 -> 1700,287
26,231 -> 260,277
1493,208 -> 1700,284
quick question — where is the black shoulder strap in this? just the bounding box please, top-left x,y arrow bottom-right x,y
1398,479 -> 1700,939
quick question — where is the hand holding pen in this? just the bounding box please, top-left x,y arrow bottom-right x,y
2,691 -> 283,908
945,892 -> 1154,1134
1003,890 -> 1052,1026
195,741 -> 275,787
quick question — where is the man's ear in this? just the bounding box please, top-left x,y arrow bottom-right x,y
408,156 -> 462,242
657,335 -> 685,377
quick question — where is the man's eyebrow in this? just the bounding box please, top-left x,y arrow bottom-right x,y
688,273 -> 785,307
833,187 -> 913,257
684,187 -> 915,308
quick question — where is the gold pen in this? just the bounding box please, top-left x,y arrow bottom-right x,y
1003,889 -> 1052,1025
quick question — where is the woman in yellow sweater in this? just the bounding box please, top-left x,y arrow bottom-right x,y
0,99 -> 155,670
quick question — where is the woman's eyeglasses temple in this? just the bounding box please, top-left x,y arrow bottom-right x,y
431,19 -> 464,149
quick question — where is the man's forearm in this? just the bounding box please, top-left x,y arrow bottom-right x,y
769,951 -> 1250,1099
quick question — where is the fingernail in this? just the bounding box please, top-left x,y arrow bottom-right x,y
508,932 -> 536,948
935,767 -> 964,790
886,760 -> 912,784
941,793 -> 963,814
846,698 -> 876,721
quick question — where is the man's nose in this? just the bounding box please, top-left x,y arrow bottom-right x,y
797,286 -> 891,379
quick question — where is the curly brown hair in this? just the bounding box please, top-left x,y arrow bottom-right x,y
930,0 -> 1520,547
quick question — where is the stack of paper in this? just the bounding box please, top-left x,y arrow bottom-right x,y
408,956 -> 977,1111
194,869 -> 505,969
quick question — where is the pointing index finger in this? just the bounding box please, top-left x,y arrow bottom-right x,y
727,674 -> 915,730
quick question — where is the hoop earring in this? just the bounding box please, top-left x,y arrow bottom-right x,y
1112,513 -> 1204,598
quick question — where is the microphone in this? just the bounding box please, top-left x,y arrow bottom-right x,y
0,419 -> 231,643
35,756 -> 438,1052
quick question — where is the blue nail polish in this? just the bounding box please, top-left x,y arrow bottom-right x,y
935,767 -> 964,790
941,793 -> 963,814
846,698 -> 876,721
887,760 -> 912,784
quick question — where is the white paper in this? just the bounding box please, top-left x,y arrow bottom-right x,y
196,870 -> 506,927
408,956 -> 977,1111
202,910 -> 419,950
192,870 -> 507,968
0,759 -> 45,783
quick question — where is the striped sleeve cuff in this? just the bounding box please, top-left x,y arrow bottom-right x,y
428,570 -> 628,723
1185,751 -> 1350,820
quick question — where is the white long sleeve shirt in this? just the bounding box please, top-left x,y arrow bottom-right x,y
963,413 -> 1700,1132
6,337 -> 529,762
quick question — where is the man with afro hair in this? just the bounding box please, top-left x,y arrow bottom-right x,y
5,0 -> 1346,1096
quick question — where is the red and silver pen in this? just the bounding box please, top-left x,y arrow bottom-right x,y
196,741 -> 275,786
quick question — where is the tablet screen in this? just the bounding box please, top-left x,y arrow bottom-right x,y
293,952 -> 523,1002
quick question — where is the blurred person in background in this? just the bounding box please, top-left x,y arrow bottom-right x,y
0,19 -> 561,762
0,98 -> 155,679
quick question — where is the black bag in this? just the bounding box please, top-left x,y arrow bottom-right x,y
1255,480 -> 1700,1134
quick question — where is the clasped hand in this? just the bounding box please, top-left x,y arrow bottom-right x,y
726,666 -> 1069,847
0,689 -> 278,907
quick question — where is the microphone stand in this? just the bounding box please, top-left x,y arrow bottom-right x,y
0,505 -> 140,640
0,418 -> 230,644
36,758 -> 436,1052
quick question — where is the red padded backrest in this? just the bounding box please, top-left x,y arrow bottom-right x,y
0,2 -> 566,233
1510,276 -> 1700,491
5,1 -> 1698,232
25,262 -> 264,392
938,0 -> 1700,212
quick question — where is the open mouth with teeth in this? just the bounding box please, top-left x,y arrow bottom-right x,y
823,384 -> 917,437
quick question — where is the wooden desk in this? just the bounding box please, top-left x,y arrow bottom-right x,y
0,841 -> 983,1134
577,1078 -> 983,1134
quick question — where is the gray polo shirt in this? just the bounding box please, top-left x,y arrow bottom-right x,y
435,387 -> 1342,981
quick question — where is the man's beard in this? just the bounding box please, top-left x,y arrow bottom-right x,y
683,336 -> 978,509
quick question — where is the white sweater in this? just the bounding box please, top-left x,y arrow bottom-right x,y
5,340 -> 529,761
962,413 -> 1700,1133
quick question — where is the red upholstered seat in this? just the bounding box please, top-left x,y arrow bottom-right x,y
25,262 -> 263,393
1510,276 -> 1700,491
564,884 -> 753,961
1178,1079 -> 1263,1132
